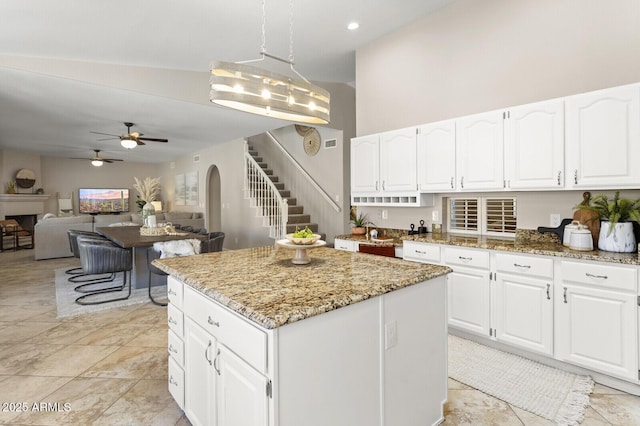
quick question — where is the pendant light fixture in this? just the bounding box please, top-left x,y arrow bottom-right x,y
210,0 -> 330,124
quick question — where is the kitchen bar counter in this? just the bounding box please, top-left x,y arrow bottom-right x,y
402,232 -> 640,265
153,245 -> 451,329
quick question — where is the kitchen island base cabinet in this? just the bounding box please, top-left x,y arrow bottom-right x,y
176,276 -> 448,426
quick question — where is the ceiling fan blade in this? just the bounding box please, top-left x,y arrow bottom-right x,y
104,159 -> 124,162
138,137 -> 168,142
70,157 -> 91,160
136,140 -> 146,146
90,131 -> 120,137
97,137 -> 120,141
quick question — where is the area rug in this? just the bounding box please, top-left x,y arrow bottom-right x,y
55,268 -> 166,318
448,334 -> 593,426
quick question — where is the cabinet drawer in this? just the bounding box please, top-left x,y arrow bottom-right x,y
167,304 -> 184,338
184,286 -> 268,373
496,253 -> 553,278
444,247 -> 490,269
168,330 -> 184,367
561,261 -> 637,292
403,242 -> 440,263
167,276 -> 183,309
334,239 -> 357,252
168,357 -> 185,409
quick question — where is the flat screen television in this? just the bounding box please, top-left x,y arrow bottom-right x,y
78,188 -> 130,214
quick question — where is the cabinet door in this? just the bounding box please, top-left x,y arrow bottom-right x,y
184,318 -> 216,426
456,110 -> 505,190
334,239 -> 357,252
379,127 -> 417,191
494,273 -> 553,356
505,100 -> 564,189
566,84 -> 640,188
417,120 -> 456,191
447,267 -> 491,336
217,345 -> 269,426
351,135 -> 380,193
555,284 -> 638,380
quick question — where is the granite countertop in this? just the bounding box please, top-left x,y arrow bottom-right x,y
402,232 -> 640,265
154,246 -> 451,329
335,234 -> 404,247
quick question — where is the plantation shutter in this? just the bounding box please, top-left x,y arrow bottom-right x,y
449,198 -> 479,233
485,198 -> 517,235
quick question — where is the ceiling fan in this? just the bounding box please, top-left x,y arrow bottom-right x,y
70,149 -> 124,167
91,122 -> 169,149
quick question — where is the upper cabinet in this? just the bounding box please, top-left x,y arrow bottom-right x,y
417,120 -> 456,192
505,99 -> 565,190
456,110 -> 505,191
566,84 -> 640,189
379,128 -> 418,192
351,134 -> 380,193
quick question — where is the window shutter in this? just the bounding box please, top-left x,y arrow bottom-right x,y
449,198 -> 479,233
485,198 -> 517,235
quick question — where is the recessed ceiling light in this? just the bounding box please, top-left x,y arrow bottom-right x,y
347,22 -> 359,31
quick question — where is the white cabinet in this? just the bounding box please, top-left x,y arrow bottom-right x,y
350,134 -> 379,193
184,318 -> 216,426
555,260 -> 638,381
493,253 -> 554,356
444,247 -> 492,336
417,120 -> 456,192
566,83 -> 640,188
379,128 -> 418,192
455,110 -> 505,191
505,99 -> 565,190
334,238 -> 357,252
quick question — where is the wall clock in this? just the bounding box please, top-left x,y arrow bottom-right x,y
303,128 -> 321,156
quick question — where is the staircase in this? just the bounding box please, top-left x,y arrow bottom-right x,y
244,142 -> 320,239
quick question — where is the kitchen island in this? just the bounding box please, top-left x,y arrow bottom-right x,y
154,245 -> 451,426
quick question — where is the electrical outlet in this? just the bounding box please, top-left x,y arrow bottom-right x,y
385,321 -> 397,349
550,214 -> 561,227
382,210 -> 388,220
432,210 -> 440,222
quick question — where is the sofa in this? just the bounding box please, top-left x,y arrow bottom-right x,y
34,212 -> 204,260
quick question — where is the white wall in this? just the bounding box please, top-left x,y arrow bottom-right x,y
355,0 -> 640,232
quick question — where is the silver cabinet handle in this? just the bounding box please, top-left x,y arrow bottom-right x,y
205,340 -> 212,366
546,283 -> 551,300
168,317 -> 177,325
376,181 -> 379,191
557,171 -> 562,186
208,316 -> 220,327
415,250 -> 426,254
458,256 -> 472,261
514,263 -> 531,269
213,348 -> 221,376
169,344 -> 177,354
169,376 -> 178,386
450,177 -> 454,189
382,181 -> 385,190
563,287 -> 568,304
586,273 -> 608,280
460,176 -> 464,189
168,288 -> 177,296
574,169 -> 578,184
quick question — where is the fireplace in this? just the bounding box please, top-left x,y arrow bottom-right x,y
6,214 -> 37,235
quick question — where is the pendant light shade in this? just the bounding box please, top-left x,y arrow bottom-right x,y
121,138 -> 138,149
209,0 -> 330,124
210,61 -> 330,124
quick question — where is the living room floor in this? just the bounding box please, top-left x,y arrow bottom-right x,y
0,249 -> 639,425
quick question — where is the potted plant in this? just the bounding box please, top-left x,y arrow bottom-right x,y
350,212 -> 374,235
574,191 -> 640,252
6,180 -> 16,194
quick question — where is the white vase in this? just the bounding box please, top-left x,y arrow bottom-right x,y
598,221 -> 636,252
142,202 -> 156,227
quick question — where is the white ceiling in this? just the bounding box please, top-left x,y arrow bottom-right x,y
0,0 -> 455,163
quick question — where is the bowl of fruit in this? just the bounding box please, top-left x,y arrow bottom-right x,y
286,226 -> 322,245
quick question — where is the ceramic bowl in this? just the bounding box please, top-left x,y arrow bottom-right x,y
285,233 -> 322,245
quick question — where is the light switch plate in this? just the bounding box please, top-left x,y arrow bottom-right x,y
550,214 -> 561,227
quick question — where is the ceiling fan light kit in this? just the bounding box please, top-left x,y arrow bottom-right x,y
90,122 -> 169,149
209,0 -> 330,125
121,137 -> 138,149
91,159 -> 104,167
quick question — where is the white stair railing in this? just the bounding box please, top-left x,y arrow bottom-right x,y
244,140 -> 288,239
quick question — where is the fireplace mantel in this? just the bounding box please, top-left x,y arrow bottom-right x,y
0,194 -> 51,202
0,194 -> 51,219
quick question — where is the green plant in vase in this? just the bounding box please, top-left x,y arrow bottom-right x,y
6,180 -> 16,194
574,191 -> 640,252
350,212 -> 374,235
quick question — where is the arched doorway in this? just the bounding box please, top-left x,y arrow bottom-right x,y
206,165 -> 221,231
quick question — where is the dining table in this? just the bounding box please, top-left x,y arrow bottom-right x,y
96,225 -> 208,289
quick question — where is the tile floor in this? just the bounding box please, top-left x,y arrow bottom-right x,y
1,248 -> 639,425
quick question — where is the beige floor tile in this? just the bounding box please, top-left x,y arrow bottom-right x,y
92,379 -> 183,426
443,389 -> 524,425
65,303 -> 147,325
509,405 -> 556,425
593,383 -> 629,395
121,303 -> 168,325
74,323 -> 148,346
18,344 -> 119,377
174,414 -> 193,426
0,321 -> 59,344
0,304 -> 56,323
80,345 -> 168,380
0,343 -> 66,375
589,393 -> 640,425
448,378 -> 472,390
0,375 -> 72,424
7,377 -> 137,425
28,322 -> 103,345
124,326 -> 168,348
